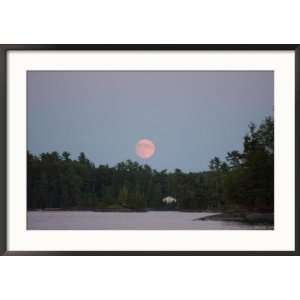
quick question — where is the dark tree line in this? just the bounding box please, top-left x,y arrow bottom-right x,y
28,117 -> 273,212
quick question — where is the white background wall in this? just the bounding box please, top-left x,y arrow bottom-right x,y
1,1 -> 300,299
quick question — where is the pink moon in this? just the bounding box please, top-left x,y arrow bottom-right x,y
136,139 -> 156,159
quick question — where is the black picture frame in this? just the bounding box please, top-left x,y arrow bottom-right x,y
0,44 -> 299,256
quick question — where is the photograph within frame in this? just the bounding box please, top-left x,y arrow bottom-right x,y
27,70 -> 274,231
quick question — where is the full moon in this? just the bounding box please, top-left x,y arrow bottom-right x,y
136,139 -> 156,159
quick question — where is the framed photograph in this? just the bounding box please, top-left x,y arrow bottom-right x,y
0,44 -> 299,255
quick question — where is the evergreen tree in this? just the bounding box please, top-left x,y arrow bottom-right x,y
118,185 -> 129,207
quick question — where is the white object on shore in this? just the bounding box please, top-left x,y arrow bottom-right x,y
162,196 -> 177,204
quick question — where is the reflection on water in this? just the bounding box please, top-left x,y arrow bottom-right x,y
27,211 -> 273,230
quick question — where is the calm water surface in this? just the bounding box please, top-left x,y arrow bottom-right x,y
27,211 -> 273,230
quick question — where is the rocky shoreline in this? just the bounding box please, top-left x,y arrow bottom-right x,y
196,212 -> 274,225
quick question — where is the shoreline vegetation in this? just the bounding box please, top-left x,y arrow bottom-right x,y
28,117 -> 274,226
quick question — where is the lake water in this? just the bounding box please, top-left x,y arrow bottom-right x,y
27,211 -> 272,230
